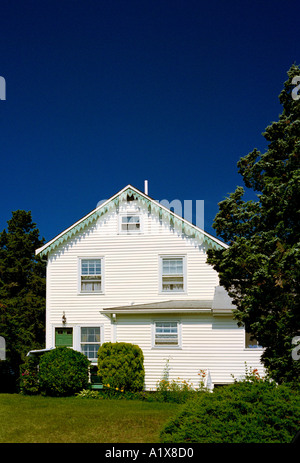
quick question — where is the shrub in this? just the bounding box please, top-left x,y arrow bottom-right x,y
160,380 -> 300,443
156,378 -> 199,404
97,342 -> 144,392
19,355 -> 40,395
155,361 -> 209,403
76,386 -> 152,401
76,389 -> 104,399
39,347 -> 90,396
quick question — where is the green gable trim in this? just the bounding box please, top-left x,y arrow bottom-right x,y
38,186 -> 224,257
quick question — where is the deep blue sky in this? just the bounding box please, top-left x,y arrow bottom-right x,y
0,0 -> 299,243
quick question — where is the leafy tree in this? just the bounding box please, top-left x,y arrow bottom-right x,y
0,210 -> 46,385
207,64 -> 300,384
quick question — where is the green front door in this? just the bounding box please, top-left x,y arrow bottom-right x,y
55,328 -> 73,347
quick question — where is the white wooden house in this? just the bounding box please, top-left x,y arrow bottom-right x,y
35,184 -> 264,390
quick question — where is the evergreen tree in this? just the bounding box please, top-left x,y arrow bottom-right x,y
207,64 -> 300,384
0,211 -> 46,383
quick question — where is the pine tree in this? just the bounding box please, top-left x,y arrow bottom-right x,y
207,64 -> 300,384
0,211 -> 46,383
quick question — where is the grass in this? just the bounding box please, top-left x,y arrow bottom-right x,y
0,394 -> 180,443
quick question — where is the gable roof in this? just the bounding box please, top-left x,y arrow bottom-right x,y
35,184 -> 227,257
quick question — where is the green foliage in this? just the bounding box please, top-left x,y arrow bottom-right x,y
231,362 -> 269,383
19,355 -> 39,395
154,360 -> 209,403
0,210 -> 46,386
76,389 -> 105,399
160,379 -> 300,443
76,386 -> 152,401
38,347 -> 90,396
97,342 -> 144,392
77,365 -> 208,404
76,384 -> 201,404
155,378 -> 199,403
207,64 -> 300,384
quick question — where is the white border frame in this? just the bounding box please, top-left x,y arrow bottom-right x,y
151,319 -> 182,349
77,324 -> 104,364
118,212 -> 143,235
158,254 -> 187,294
78,257 -> 105,294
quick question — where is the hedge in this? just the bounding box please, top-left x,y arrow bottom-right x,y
160,380 -> 300,443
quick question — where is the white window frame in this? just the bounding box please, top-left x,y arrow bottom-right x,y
152,320 -> 182,349
79,325 -> 103,363
159,255 -> 187,293
119,213 -> 143,234
78,257 -> 104,294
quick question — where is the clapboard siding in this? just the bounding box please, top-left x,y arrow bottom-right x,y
46,206 -> 218,314
115,314 -> 264,389
45,199 -> 264,387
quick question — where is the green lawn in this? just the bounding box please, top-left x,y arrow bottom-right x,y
0,394 -> 180,443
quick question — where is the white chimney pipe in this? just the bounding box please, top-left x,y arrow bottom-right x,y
144,180 -> 148,195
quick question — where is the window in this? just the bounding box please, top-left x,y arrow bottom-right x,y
120,215 -> 141,233
161,257 -> 185,292
81,327 -> 101,361
154,322 -> 179,347
80,259 -> 102,293
245,332 -> 262,349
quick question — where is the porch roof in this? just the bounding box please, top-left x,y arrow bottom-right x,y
102,299 -> 213,314
101,287 -> 236,315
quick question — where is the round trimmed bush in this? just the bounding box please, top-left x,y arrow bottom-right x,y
97,342 -> 144,392
39,347 -> 90,396
160,381 -> 300,443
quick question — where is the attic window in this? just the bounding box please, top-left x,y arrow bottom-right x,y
120,215 -> 141,233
